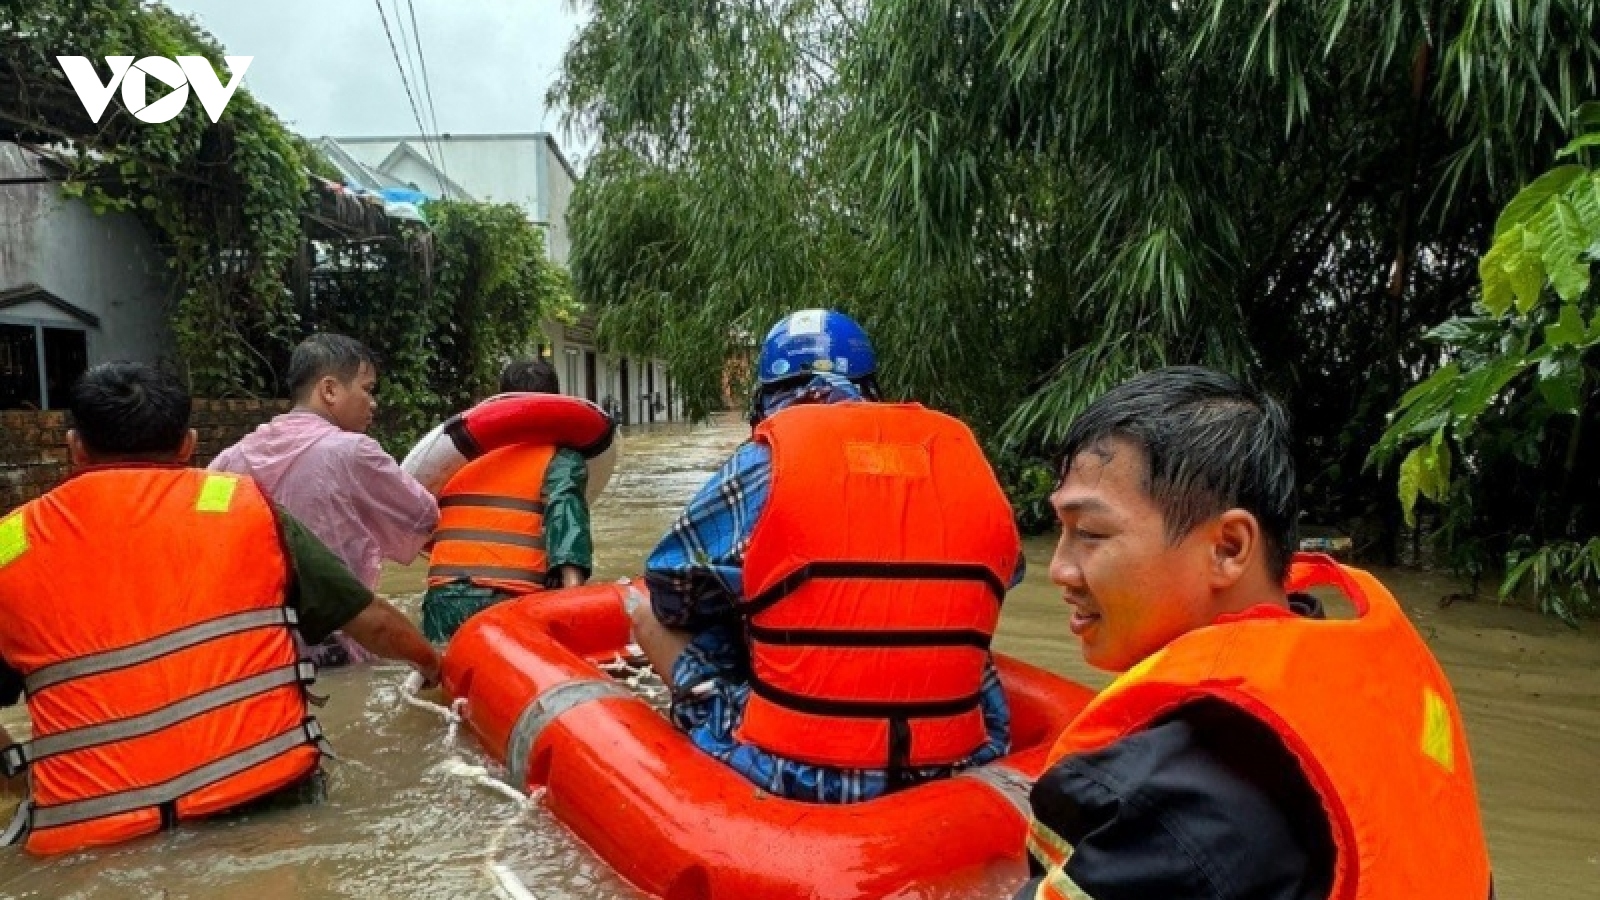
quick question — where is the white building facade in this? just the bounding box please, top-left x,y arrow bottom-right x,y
323,133 -> 680,425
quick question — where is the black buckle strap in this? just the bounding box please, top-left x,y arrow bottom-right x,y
747,673 -> 983,719
437,495 -> 546,514
1,743 -> 25,778
745,623 -> 992,649
742,562 -> 1007,617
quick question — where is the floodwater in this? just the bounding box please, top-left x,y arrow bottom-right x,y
3,420 -> 1598,898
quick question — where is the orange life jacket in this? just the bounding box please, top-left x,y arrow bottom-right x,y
427,443 -> 556,595
737,403 -> 1021,773
0,467 -> 325,855
1027,555 -> 1491,900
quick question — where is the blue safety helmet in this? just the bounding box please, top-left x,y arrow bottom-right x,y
756,309 -> 876,385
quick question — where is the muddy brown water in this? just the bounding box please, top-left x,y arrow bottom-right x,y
2,421 -> 1597,898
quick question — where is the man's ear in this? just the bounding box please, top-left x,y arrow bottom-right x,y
1211,508 -> 1261,588
66,429 -> 93,467
176,429 -> 198,464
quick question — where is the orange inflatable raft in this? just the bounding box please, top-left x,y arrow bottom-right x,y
442,581 -> 1095,900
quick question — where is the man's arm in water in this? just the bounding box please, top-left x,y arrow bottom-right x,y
341,597 -> 440,684
277,508 -> 440,684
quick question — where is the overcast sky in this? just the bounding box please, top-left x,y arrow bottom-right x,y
166,0 -> 593,163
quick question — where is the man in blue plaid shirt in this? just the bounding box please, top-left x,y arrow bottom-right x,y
630,311 -> 1020,803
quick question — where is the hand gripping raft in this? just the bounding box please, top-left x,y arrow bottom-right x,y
402,392 -> 619,503
442,582 -> 1097,900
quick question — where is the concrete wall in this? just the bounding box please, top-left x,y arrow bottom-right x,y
0,144 -> 174,377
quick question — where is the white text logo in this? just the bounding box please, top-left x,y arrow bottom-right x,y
56,56 -> 253,124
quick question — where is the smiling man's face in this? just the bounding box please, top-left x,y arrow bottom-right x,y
1048,437 -> 1218,672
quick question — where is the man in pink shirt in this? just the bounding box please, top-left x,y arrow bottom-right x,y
211,334 -> 439,667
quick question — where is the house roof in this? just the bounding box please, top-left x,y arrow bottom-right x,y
374,141 -> 474,200
332,132 -> 580,183
314,138 -> 409,192
0,283 -> 100,327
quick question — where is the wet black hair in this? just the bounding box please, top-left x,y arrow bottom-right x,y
500,358 -> 560,394
69,362 -> 192,458
1058,366 -> 1298,581
287,333 -> 377,402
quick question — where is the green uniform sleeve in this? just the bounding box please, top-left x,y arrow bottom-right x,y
541,448 -> 593,582
276,508 -> 375,643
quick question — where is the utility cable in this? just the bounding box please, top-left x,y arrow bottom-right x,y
372,0 -> 436,190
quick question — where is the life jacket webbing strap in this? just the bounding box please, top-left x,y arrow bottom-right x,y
506,678 -> 631,789
742,561 -> 1006,617
26,719 -> 328,832
438,495 -> 546,514
744,622 -> 992,649
431,528 -> 546,550
747,672 -> 983,719
426,564 -> 549,584
444,415 -> 482,460
4,663 -> 316,774
23,607 -> 300,696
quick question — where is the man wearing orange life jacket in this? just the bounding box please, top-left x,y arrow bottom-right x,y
420,359 -> 595,642
1021,367 -> 1492,900
0,363 -> 440,855
631,309 -> 1022,802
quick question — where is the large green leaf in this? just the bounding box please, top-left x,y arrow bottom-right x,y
1538,198 -> 1594,304
1397,437 -> 1452,528
1495,166 -> 1586,240
1557,132 -> 1600,158
1545,303 -> 1589,347
1479,227 -> 1522,317
1451,356 -> 1534,436
1536,357 -> 1584,414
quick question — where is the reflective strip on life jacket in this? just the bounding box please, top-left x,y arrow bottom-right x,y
3,663 -> 315,777
26,720 -> 329,832
438,495 -> 547,514
23,607 -> 299,696
1035,867 -> 1095,900
427,564 -> 550,584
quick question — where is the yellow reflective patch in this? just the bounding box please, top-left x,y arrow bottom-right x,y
195,474 -> 238,513
1026,818 -> 1075,869
1039,865 -> 1097,900
1421,687 -> 1455,772
844,441 -> 931,477
0,514 -> 27,568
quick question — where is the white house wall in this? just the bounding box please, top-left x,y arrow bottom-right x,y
0,144 -> 174,371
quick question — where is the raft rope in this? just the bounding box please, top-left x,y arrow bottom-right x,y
400,671 -> 544,900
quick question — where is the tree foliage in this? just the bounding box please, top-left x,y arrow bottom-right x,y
2,3 -> 573,452
2,0 -> 310,393
1374,106 -> 1600,620
555,0 -> 1600,550
296,201 -> 577,451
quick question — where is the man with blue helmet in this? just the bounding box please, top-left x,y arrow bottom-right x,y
632,309 -> 1023,803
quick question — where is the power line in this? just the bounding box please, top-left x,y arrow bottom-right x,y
372,0 -> 438,193
389,0 -> 437,171
405,0 -> 452,195
406,0 -> 449,183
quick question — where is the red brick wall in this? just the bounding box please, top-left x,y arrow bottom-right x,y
1,399 -> 291,514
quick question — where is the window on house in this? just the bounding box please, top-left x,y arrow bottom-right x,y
0,322 -> 88,410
